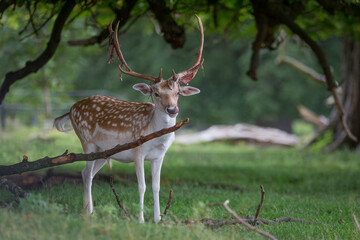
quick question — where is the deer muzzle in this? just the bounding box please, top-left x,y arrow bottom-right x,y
166,106 -> 179,117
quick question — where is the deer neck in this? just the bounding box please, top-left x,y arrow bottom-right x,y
151,105 -> 176,132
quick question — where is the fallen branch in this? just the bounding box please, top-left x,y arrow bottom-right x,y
109,176 -> 129,217
0,118 -> 189,176
161,189 -> 173,217
353,213 -> 360,233
222,200 -> 277,240
176,123 -> 299,147
253,185 -> 265,225
183,216 -> 321,228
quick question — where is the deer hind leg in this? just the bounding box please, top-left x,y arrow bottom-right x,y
151,157 -> 164,223
134,154 -> 146,223
81,143 -> 106,214
91,159 -> 107,178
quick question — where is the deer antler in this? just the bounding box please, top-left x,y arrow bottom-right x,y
108,15 -> 204,84
170,15 -> 204,85
108,21 -> 162,83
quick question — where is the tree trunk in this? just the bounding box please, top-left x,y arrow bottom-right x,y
328,36 -> 360,150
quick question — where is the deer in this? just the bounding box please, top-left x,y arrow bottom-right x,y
54,15 -> 204,223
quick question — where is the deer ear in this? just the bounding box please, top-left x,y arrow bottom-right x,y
180,86 -> 200,96
133,83 -> 152,95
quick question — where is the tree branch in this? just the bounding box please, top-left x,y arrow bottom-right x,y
278,17 -> 335,89
0,118 -> 189,176
146,0 -> 185,49
19,5 -> 57,41
67,0 -> 138,46
276,55 -> 326,84
0,0 -> 15,17
247,0 -> 269,81
276,13 -> 357,142
0,0 -> 76,104
316,0 -> 360,18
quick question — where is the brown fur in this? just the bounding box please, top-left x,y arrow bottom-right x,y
69,95 -> 155,142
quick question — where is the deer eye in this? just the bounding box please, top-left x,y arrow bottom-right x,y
154,92 -> 160,98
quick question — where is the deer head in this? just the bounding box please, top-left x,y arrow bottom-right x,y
107,15 -> 204,118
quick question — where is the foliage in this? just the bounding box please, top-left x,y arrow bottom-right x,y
0,127 -> 359,239
1,14 -> 337,127
0,0 -> 354,128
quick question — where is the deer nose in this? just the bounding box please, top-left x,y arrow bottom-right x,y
166,106 -> 178,115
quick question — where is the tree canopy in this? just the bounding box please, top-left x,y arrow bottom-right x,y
1,0 -> 360,148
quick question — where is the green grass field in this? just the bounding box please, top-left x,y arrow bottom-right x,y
0,126 -> 360,239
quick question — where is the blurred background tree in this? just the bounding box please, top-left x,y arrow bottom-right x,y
0,0 -> 359,150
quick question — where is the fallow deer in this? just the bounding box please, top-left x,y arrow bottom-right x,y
54,15 -> 204,222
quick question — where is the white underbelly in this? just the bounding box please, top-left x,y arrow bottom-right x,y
95,132 -> 175,163
110,149 -> 136,163
95,138 -> 136,163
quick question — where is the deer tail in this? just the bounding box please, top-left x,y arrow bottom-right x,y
54,113 -> 72,132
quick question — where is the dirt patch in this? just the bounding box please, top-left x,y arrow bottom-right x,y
4,170 -> 245,192
5,169 -> 136,190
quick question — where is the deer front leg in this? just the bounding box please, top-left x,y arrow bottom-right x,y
151,157 -> 164,223
134,157 -> 146,223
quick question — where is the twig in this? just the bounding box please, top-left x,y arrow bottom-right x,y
222,200 -> 277,240
67,0 -> 138,47
161,189 -> 173,216
109,176 -> 129,217
353,213 -> 360,233
19,4 -> 57,41
253,185 -> 265,225
0,118 -> 189,176
22,155 -> 28,163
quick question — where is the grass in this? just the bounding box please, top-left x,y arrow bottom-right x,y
0,126 -> 360,239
